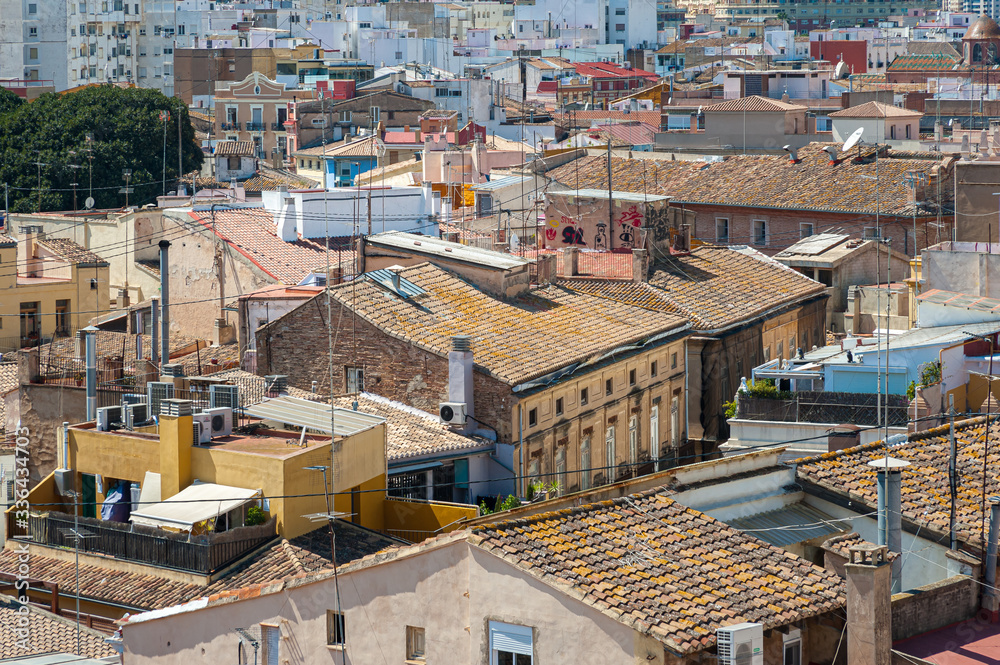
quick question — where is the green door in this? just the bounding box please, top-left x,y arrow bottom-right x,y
81,474 -> 97,519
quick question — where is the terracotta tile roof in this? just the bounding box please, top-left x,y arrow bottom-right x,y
705,95 -> 807,113
330,392 -> 491,461
906,41 -> 961,58
207,368 -> 324,404
0,595 -> 117,659
325,262 -> 689,385
573,62 -> 659,80
886,52 -> 961,72
797,417 -> 1000,549
294,135 -> 380,158
170,342 -> 241,377
587,121 -> 659,146
37,237 -> 108,265
0,362 -> 17,427
187,207 -> 351,284
214,140 -> 256,157
0,233 -> 17,247
565,245 -> 825,331
828,101 -> 923,118
821,532 -> 900,562
469,490 -> 845,654
243,166 -> 320,192
43,330 -> 205,363
544,146 -> 949,217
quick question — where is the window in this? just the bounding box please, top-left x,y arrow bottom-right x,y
345,366 -> 364,393
628,416 -> 638,467
528,408 -> 537,427
671,395 -> 680,447
650,405 -> 660,469
671,352 -> 678,369
489,621 -> 532,665
753,219 -> 768,246
605,378 -> 613,396
716,218 -> 729,243
650,360 -> 657,377
777,341 -> 784,360
326,611 -> 345,646
580,387 -> 588,406
864,226 -> 880,239
783,630 -> 802,665
605,426 -> 616,476
629,368 -> 636,386
799,222 -> 814,238
555,448 -> 566,495
261,625 -> 280,665
27,3 -> 36,14
28,27 -> 37,38
615,7 -> 626,13
580,437 -> 591,490
406,626 -> 425,661
28,47 -> 37,60
616,23 -> 626,30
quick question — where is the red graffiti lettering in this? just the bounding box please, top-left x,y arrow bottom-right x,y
617,205 -> 644,228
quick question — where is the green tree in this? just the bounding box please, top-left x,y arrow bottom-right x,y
0,85 -> 203,213
0,88 -> 23,118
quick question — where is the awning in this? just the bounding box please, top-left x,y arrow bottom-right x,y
130,483 -> 259,530
389,461 -> 443,475
725,502 -> 845,548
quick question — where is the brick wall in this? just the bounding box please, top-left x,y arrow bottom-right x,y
689,205 -> 950,257
891,575 -> 978,641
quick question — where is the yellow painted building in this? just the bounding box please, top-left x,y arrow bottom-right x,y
0,229 -> 110,346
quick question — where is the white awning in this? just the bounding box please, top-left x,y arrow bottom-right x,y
130,483 -> 260,530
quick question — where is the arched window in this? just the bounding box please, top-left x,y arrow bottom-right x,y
989,43 -> 998,62
974,42 -> 984,63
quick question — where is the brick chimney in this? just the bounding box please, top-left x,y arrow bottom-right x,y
537,254 -> 558,284
846,543 -> 892,665
563,247 -> 580,276
632,248 -> 648,283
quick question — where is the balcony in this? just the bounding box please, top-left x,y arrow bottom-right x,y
271,121 -> 287,131
222,121 -> 241,131
246,122 -> 266,132
10,511 -> 278,575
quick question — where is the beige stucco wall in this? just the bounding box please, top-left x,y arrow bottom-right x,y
122,539 -> 650,665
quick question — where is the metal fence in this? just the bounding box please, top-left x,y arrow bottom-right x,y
14,512 -> 277,575
737,390 -> 910,427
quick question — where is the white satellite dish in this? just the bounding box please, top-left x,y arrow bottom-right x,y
84,196 -> 95,210
834,60 -> 849,80
842,126 -> 864,152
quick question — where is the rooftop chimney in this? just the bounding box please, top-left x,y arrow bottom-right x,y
563,247 -> 580,276
159,240 -> 171,369
869,456 -> 911,592
846,543 -> 893,665
632,248 -> 648,283
448,335 -> 474,426
822,145 -> 838,164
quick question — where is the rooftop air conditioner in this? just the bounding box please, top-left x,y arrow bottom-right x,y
205,407 -> 233,436
439,401 -> 467,426
125,402 -> 148,430
147,381 -> 175,416
96,406 -> 122,431
717,623 -> 763,665
210,384 -> 239,410
192,416 -> 212,445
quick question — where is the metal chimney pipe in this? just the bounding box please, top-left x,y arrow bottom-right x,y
150,296 -> 159,367
985,497 -> 1000,613
869,456 -> 911,593
83,326 -> 98,421
158,240 -> 170,367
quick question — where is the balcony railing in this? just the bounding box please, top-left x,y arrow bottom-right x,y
246,122 -> 266,131
10,511 -> 278,575
222,121 -> 241,131
271,122 -> 286,131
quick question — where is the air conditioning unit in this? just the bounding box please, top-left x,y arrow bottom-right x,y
205,407 -> 233,436
717,623 -> 763,665
210,384 -> 240,410
439,401 -> 467,426
147,381 -> 175,416
125,402 -> 148,429
96,406 -> 122,431
192,414 -> 212,444
122,393 -> 145,408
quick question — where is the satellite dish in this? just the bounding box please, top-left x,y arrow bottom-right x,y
842,127 -> 864,152
84,196 -> 95,210
834,60 -> 849,79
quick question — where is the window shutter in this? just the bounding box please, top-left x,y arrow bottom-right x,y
490,622 -> 532,656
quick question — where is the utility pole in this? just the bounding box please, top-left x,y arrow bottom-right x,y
34,153 -> 48,213
161,110 -> 171,195
177,111 -> 183,192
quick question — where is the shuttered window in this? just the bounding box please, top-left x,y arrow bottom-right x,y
489,621 -> 532,665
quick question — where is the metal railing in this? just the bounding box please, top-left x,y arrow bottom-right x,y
736,391 -> 910,427
222,121 -> 241,131
12,512 -> 277,575
246,122 -> 266,132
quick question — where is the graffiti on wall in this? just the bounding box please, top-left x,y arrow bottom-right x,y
543,199 -> 660,250
615,205 -> 644,249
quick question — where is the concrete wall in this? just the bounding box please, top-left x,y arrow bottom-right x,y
954,160 -> 1000,244
15,382 -> 87,485
543,194 -> 675,251
922,243 -> 1000,296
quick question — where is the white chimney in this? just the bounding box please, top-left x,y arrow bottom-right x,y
448,335 -> 474,421
276,195 -> 298,242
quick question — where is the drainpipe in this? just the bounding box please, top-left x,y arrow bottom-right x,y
869,456 -> 910,593
158,240 -> 170,367
62,421 -> 69,469
983,496 -> 1000,619
518,403 -> 524,498
151,296 -> 159,367
83,326 -> 98,421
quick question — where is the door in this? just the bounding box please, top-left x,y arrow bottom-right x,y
81,473 -> 97,519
